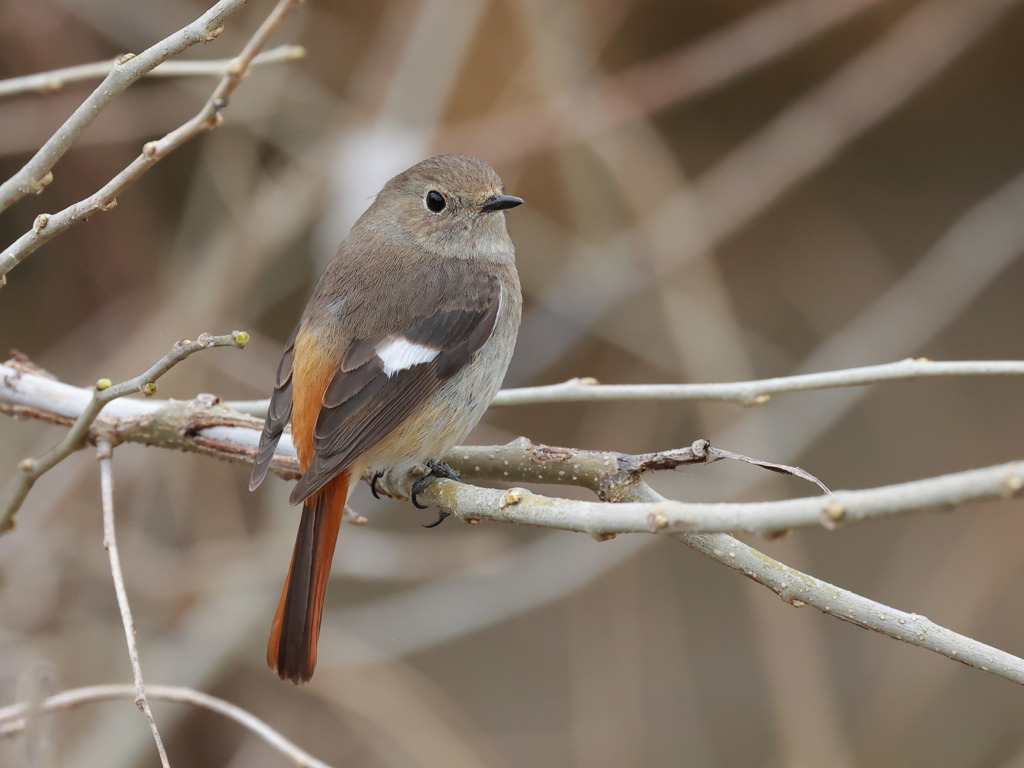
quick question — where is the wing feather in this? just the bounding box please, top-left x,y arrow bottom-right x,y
288,276 -> 500,504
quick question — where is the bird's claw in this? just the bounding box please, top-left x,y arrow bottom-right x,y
410,460 -> 460,516
370,470 -> 385,499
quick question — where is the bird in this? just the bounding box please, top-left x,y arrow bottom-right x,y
249,154 -> 523,683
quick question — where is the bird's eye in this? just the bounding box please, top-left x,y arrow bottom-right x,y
425,190 -> 446,213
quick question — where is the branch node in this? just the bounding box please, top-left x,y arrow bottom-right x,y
31,214 -> 49,234
225,57 -> 247,77
498,488 -> 524,509
196,332 -> 214,347
205,23 -> 225,41
821,501 -> 846,529
647,508 -> 669,532
1002,473 -> 1023,498
17,458 -> 36,473
114,53 -> 136,66
142,141 -> 159,159
28,172 -> 53,194
99,198 -> 118,211
592,532 -> 617,542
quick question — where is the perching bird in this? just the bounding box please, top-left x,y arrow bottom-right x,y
249,154 -> 523,683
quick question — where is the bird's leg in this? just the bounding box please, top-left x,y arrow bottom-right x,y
411,459 -> 461,512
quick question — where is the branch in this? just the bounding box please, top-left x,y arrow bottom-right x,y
401,443 -> 1024,687
98,441 -> 169,768
0,0 -> 305,285
0,0 -> 250,212
0,44 -> 306,99
5,357 -> 1024,683
492,359 -> 1024,406
0,684 -> 334,768
0,331 -> 248,533
378,439 -> 1024,536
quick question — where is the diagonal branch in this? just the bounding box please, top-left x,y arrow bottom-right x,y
0,331 -> 248,533
0,0 -> 250,212
0,0 -> 305,285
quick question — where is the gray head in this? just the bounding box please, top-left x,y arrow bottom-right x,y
357,154 -> 523,263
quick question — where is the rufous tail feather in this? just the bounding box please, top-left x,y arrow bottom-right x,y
267,470 -> 350,683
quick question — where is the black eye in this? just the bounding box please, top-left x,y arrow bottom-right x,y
425,190 -> 446,213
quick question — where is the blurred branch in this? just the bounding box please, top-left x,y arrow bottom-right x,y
690,0 -> 1023,248
97,440 -> 170,768
451,0 -> 892,160
493,359 -> 1024,406
0,684 -> 335,768
0,0 -> 305,286
0,0 -> 251,211
0,331 -> 248,534
0,44 -> 307,99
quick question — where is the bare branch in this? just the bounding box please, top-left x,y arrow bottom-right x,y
0,0 -> 251,212
391,440 -> 1024,537
98,440 -> 170,768
0,684 -> 334,768
494,359 -> 1024,406
0,0 -> 305,285
5,357 -> 1024,684
404,449 -> 1024,686
0,331 -> 248,533
0,44 -> 306,99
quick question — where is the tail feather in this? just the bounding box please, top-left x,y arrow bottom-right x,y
267,470 -> 350,683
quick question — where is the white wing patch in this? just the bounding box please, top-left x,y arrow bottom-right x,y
376,337 -> 440,377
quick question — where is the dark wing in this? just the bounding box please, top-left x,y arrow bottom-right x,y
288,277 -> 501,505
249,322 -> 300,491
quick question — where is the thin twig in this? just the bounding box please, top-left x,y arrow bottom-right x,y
0,684 -> 334,768
448,0 -> 891,162
0,0 -> 250,213
495,359 -> 1024,406
0,0 -> 305,285
0,44 -> 306,99
0,331 -> 248,534
97,440 -> 170,768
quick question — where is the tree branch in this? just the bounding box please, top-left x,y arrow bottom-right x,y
492,359 -> 1024,406
98,440 -> 170,768
0,0 -> 305,285
0,44 -> 306,99
0,684 -> 334,768
4,356 -> 1024,684
0,0 -> 251,212
0,331 -> 248,533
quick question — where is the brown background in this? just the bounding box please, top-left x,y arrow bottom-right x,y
2,0 -> 1024,766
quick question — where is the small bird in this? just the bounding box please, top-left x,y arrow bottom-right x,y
249,154 -> 523,683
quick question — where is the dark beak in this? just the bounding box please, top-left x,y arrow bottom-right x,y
480,194 -> 524,212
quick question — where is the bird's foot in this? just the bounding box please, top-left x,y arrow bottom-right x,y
411,460 -> 461,516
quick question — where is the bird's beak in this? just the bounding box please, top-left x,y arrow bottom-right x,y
480,194 -> 524,212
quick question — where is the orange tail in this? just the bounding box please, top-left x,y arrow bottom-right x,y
267,469 -> 351,683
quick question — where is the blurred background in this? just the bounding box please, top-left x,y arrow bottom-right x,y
2,0 -> 1024,765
